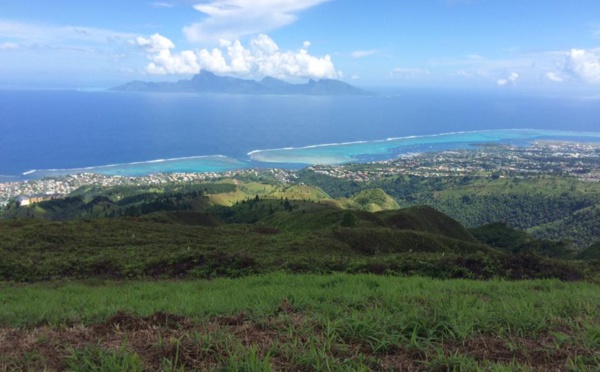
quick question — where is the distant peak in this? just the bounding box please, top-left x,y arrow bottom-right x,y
193,70 -> 217,78
259,76 -> 290,87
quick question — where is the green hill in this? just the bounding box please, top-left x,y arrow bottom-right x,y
343,188 -> 400,212
528,204 -> 600,249
469,222 -> 530,251
470,222 -> 574,258
297,171 -> 600,249
377,205 -> 477,243
139,211 -> 223,226
0,198 -> 587,282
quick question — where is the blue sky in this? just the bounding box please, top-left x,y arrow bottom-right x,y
1,0 -> 600,90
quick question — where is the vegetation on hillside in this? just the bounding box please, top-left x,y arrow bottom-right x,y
1,274 -> 599,371
2,161 -> 600,370
0,198 -> 590,283
296,171 -> 600,249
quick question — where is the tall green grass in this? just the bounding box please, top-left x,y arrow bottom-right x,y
2,273 -> 599,336
2,274 -> 599,370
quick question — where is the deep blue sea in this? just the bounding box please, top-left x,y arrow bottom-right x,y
1,89 -> 599,180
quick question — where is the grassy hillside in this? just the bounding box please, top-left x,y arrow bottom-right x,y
2,173 -> 600,370
1,176 -> 596,283
297,172 -> 600,249
470,222 -> 575,258
0,201 -> 587,282
208,182 -> 330,206
469,222 -> 530,251
340,188 -> 400,212
377,205 -> 476,243
1,181 -> 332,221
5,175 -> 600,249
1,274 -> 599,371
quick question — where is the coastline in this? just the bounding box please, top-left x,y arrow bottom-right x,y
2,136 -> 600,207
5,128 -> 600,181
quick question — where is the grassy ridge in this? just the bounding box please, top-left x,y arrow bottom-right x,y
2,176 -> 600,369
0,204 -> 587,282
297,172 -> 600,249
1,273 -> 599,370
5,174 -> 600,249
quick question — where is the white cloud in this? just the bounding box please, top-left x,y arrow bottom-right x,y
432,52 -> 565,82
152,2 -> 174,8
389,67 -> 430,78
352,50 -> 377,58
565,48 -> 600,84
137,33 -> 340,80
0,41 -> 18,50
136,34 -> 200,74
136,33 -> 175,53
496,72 -> 519,86
545,72 -> 564,82
183,0 -> 331,42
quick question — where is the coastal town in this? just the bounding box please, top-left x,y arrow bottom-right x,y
0,168 -> 297,207
308,141 -> 600,182
1,141 -> 599,207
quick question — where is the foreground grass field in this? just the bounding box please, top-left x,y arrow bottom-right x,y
2,273 -> 599,371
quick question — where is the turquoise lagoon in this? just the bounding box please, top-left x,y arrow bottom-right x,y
24,129 -> 600,178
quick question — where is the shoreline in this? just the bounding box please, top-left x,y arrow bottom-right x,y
5,129 -> 600,181
2,138 -> 600,207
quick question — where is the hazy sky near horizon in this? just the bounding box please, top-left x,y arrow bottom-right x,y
1,0 -> 600,90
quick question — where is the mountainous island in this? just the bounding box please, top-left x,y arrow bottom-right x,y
112,71 -> 369,95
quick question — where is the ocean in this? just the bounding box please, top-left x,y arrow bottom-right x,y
1,89 -> 600,180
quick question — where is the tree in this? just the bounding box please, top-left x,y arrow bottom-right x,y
341,211 -> 357,227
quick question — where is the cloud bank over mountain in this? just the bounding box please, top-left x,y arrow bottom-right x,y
135,33 -> 340,81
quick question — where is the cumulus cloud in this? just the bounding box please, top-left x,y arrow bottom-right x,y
352,50 -> 377,58
496,72 -> 519,86
136,34 -> 200,74
545,71 -> 564,82
183,0 -> 331,42
136,33 -> 340,80
565,48 -> 600,84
